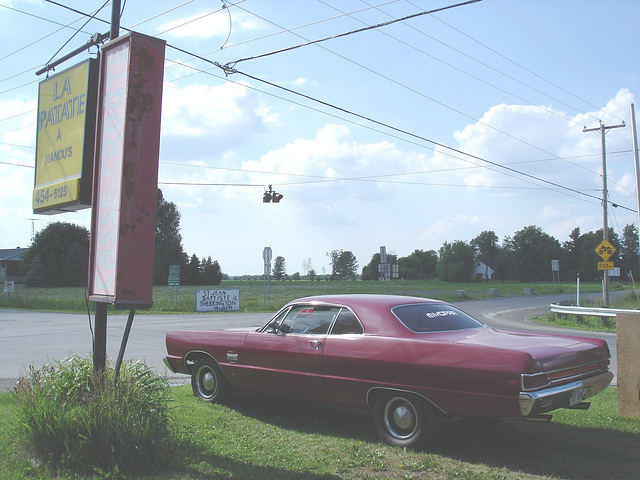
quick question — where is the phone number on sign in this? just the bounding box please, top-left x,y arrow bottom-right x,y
34,185 -> 69,205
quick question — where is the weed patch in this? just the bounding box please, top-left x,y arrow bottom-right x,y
12,356 -> 174,475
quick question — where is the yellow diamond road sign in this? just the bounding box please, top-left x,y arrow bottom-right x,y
595,239 -> 616,261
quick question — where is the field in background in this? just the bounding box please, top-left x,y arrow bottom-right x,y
0,279 -> 610,314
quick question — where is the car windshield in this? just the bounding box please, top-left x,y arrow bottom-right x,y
392,303 -> 485,332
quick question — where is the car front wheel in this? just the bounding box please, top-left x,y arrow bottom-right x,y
191,358 -> 228,403
372,392 -> 440,448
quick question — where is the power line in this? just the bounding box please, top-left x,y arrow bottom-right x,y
2,1 -> 635,213
421,2 -> 628,126
42,0 -> 110,68
228,0 -> 618,185
223,0 -> 482,70
230,65 -> 629,208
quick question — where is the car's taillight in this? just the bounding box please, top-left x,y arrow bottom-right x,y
521,372 -> 550,390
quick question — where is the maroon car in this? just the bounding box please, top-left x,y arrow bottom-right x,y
164,294 -> 613,447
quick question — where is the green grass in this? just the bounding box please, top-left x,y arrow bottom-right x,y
0,279 -> 607,314
534,290 -> 640,333
1,385 -> 638,480
10,356 -> 173,476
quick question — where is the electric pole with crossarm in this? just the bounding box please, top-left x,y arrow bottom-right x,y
583,120 -> 625,307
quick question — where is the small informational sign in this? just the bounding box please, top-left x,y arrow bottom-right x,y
33,58 -> 98,214
4,281 -> 14,293
168,264 -> 180,286
196,289 -> 240,312
263,247 -> 272,276
598,261 -> 614,271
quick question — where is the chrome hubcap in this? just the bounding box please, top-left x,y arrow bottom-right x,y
393,404 -> 415,430
384,397 -> 417,439
202,370 -> 215,392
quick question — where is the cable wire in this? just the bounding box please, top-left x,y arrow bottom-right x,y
42,0 -> 110,67
223,0 -> 482,70
4,1 -> 635,213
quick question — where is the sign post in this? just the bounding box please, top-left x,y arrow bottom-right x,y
4,281 -> 15,294
594,239 -> 616,308
86,31 -> 166,373
168,265 -> 180,307
263,247 -> 272,306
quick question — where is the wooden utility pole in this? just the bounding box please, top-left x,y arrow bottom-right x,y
631,104 -> 640,276
583,120 -> 625,307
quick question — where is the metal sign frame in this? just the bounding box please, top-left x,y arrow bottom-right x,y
88,32 -> 166,308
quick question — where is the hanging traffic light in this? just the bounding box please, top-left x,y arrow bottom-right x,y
263,185 -> 283,203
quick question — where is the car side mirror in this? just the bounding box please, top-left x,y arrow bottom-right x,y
280,324 -> 291,333
267,321 -> 280,333
279,324 -> 292,334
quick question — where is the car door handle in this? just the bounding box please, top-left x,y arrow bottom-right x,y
309,340 -> 322,350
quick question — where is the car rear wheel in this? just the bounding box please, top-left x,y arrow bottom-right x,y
372,392 -> 440,448
191,358 -> 228,403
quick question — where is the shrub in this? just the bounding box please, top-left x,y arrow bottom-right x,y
13,355 -> 173,474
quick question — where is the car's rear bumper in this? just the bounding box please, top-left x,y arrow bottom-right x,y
163,355 -> 180,374
519,371 -> 614,416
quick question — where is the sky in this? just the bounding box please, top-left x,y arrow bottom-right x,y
1,0 -> 639,277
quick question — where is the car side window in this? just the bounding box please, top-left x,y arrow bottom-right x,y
330,309 -> 364,335
279,306 -> 337,335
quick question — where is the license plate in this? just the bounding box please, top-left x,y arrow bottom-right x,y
569,388 -> 586,406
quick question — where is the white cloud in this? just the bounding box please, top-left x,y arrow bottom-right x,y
158,10 -> 259,40
159,80 -> 278,160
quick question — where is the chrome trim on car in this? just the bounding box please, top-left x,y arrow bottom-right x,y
519,371 -> 613,416
163,356 -> 177,374
184,350 -> 217,373
520,362 -> 609,391
366,386 -> 447,415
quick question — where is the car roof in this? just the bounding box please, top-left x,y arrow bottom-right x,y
290,294 -> 443,309
284,294 -> 446,335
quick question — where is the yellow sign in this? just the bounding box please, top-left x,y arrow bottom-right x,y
32,178 -> 81,210
594,239 -> 616,261
33,59 -> 96,213
598,261 -> 614,271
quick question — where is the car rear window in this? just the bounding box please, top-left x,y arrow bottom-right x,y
392,303 -> 485,332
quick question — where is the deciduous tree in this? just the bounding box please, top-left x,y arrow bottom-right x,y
437,241 -> 475,282
503,226 -> 561,282
328,250 -> 358,280
471,231 -> 499,280
620,224 -> 639,281
273,256 -> 286,280
154,189 -> 187,285
21,221 -> 89,287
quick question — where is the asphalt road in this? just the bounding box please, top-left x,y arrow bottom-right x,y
0,291 -> 619,392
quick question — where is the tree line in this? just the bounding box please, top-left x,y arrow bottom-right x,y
21,190 -> 223,287
20,187 -> 640,286
266,225 -> 640,283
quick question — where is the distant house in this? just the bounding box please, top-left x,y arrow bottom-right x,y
473,261 -> 494,281
0,247 -> 26,283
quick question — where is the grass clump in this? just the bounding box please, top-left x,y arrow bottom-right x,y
12,355 -> 173,476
